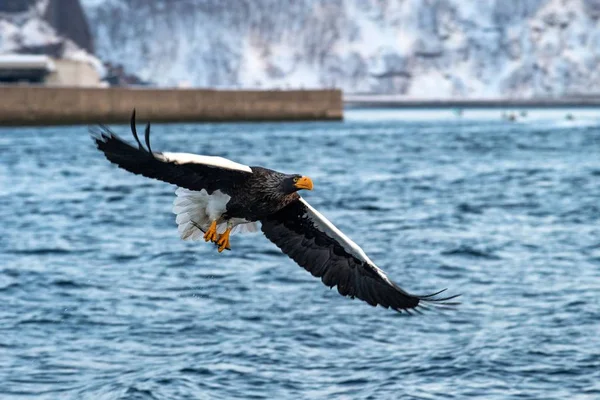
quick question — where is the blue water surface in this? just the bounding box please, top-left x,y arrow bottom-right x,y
1,109 -> 599,399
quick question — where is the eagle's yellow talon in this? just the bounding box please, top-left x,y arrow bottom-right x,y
204,221 -> 218,243
217,227 -> 232,253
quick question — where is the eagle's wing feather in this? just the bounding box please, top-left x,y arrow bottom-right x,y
261,198 -> 459,313
91,115 -> 251,195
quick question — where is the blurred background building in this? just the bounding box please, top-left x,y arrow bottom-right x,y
0,0 -> 144,87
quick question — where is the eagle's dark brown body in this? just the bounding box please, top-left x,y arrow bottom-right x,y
224,167 -> 300,222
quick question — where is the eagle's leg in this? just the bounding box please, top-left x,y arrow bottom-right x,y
203,220 -> 218,243
217,222 -> 232,253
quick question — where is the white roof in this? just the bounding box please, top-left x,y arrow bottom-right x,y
0,54 -> 55,71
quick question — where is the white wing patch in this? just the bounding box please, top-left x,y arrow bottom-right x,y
161,152 -> 252,173
298,198 -> 394,285
173,187 -> 258,241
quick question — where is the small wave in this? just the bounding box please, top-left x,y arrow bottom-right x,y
339,377 -> 370,386
357,204 -> 390,211
52,279 -> 97,289
180,367 -> 214,376
274,275 -> 311,285
256,249 -> 285,257
441,246 -> 501,260
564,300 -> 587,309
8,248 -> 72,255
0,282 -> 20,292
111,254 -> 139,262
18,318 -> 60,325
106,195 -> 125,203
124,386 -> 158,400
438,263 -> 466,271
240,315 -> 263,323
456,203 -> 484,214
98,184 -> 133,194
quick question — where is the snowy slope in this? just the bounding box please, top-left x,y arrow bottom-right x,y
0,0 -> 103,74
72,1 -> 600,96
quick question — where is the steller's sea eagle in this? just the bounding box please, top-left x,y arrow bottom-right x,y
90,111 -> 459,314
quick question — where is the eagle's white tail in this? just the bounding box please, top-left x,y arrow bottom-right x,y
172,187 -> 258,241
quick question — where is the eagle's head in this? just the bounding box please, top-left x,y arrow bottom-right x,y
282,174 -> 313,194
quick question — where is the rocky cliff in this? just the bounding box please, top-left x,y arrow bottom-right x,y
44,0 -> 94,53
0,0 -> 98,69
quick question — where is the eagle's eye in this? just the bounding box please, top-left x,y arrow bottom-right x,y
293,177 -> 299,183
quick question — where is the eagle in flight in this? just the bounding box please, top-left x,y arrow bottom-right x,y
91,111 -> 459,314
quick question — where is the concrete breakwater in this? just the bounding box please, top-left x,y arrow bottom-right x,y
0,86 -> 343,125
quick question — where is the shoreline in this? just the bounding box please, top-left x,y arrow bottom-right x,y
344,95 -> 600,109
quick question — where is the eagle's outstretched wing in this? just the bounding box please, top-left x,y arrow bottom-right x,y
91,111 -> 252,195
261,198 -> 460,313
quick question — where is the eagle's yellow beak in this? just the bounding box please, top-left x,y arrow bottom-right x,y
295,176 -> 314,191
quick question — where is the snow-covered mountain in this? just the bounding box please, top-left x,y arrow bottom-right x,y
5,0 -> 600,98
80,0 -> 600,97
